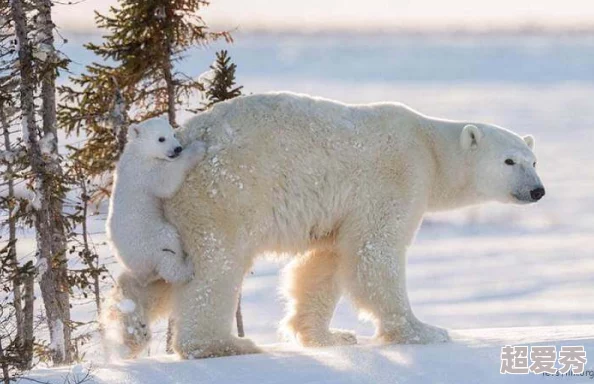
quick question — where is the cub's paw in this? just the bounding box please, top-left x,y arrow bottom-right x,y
157,256 -> 194,284
185,141 -> 207,163
104,298 -> 151,359
121,320 -> 151,359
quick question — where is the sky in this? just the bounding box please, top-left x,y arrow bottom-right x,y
54,0 -> 594,33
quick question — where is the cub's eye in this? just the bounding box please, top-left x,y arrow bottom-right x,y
505,159 -> 515,166
158,137 -> 165,143
533,162 -> 537,168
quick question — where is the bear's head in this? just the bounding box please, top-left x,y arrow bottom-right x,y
460,124 -> 545,204
127,117 -> 183,161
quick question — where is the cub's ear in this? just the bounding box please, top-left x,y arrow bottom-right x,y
523,135 -> 535,150
127,124 -> 141,141
460,124 -> 483,150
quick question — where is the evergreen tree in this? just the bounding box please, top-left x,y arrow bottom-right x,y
0,7 -> 36,375
59,0 -> 232,177
201,50 -> 243,110
0,2 -> 37,376
35,0 -> 73,364
7,0 -> 72,365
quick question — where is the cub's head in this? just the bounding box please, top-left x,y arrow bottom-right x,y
461,124 -> 545,204
127,117 -> 183,161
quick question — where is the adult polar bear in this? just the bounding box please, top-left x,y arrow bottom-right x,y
151,92 -> 543,358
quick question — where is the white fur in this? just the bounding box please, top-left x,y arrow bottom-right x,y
102,272 -> 173,359
106,117 -> 206,285
117,93 -> 544,358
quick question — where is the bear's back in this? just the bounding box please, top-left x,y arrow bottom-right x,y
179,92 -> 422,148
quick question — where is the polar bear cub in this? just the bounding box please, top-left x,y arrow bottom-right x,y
107,117 -> 205,285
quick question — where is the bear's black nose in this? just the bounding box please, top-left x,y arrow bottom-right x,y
174,146 -> 183,154
530,187 -> 545,201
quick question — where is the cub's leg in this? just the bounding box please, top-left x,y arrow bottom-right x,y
281,250 -> 356,347
103,272 -> 172,358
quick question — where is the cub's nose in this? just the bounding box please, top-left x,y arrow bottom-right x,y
530,187 -> 545,201
174,146 -> 183,154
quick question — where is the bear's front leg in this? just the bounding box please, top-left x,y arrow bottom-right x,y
346,244 -> 449,344
339,209 -> 449,345
172,247 -> 260,359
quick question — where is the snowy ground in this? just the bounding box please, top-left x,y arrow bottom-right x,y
12,32 -> 594,382
20,326 -> 594,384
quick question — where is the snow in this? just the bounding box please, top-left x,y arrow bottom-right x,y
70,364 -> 87,377
198,68 -> 216,86
18,325 -> 594,384
39,132 -> 55,155
117,299 -> 136,314
35,257 -> 48,279
33,13 -> 55,63
30,177 -> 43,210
49,319 -> 65,359
0,149 -> 16,163
32,47 -> 49,62
20,118 -> 29,143
0,181 -> 35,202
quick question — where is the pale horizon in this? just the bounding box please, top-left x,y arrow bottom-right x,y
53,0 -> 594,33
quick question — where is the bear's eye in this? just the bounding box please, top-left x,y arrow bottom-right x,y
533,162 -> 537,168
158,137 -> 165,143
505,159 -> 515,166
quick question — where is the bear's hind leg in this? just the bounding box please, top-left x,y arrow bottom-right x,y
281,249 -> 356,347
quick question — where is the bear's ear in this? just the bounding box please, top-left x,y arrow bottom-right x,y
127,124 -> 141,141
460,124 -> 483,150
523,135 -> 535,150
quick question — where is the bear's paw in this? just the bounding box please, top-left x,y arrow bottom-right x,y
177,337 -> 262,359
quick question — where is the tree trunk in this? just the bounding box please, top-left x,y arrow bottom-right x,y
10,0 -> 71,365
0,106 -> 23,338
36,0 -> 56,139
163,61 -> 176,127
165,318 -> 174,354
236,295 -> 244,337
110,80 -> 128,157
162,18 -> 176,127
0,338 -> 10,384
35,0 -> 72,364
0,104 -> 34,369
22,273 -> 35,369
